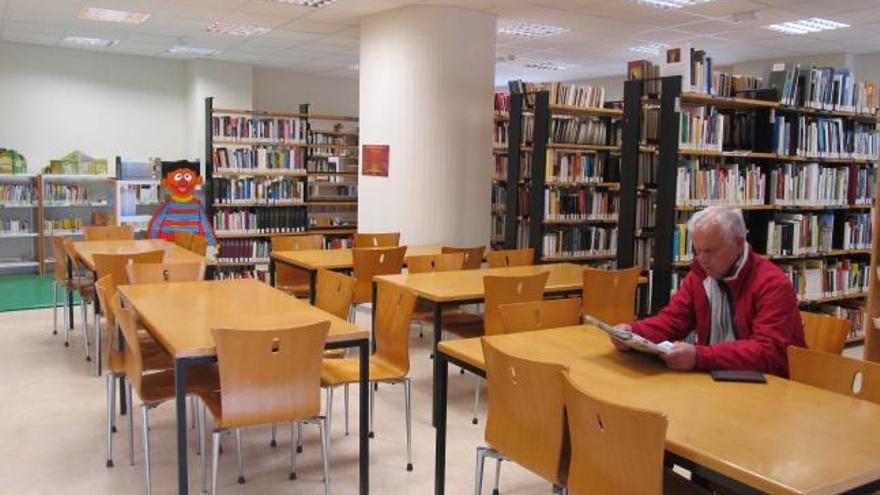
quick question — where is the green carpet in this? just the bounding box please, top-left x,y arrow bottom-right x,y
0,274 -> 80,312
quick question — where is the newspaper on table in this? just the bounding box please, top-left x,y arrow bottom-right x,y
584,314 -> 673,354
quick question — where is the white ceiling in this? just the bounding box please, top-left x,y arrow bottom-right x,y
1,0 -> 880,82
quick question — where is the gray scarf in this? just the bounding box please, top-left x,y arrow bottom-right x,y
702,244 -> 748,344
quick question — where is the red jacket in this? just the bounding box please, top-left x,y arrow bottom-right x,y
631,245 -> 806,377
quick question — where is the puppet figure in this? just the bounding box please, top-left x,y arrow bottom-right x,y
147,161 -> 216,245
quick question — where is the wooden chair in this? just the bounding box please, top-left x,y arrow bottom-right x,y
173,230 -> 194,250
83,225 -> 135,241
351,246 -> 407,305
441,245 -> 486,270
321,281 -> 418,470
498,297 -> 582,334
94,276 -> 173,469
203,322 -> 331,494
486,248 -> 534,268
126,262 -> 206,284
409,253 -> 482,338
475,338 -> 568,495
800,311 -> 850,355
49,236 -> 92,350
354,232 -> 400,247
189,234 -> 209,256
60,238 -> 97,362
271,234 -> 324,298
113,298 -> 218,495
582,266 -> 642,325
788,346 -> 880,404
407,253 -> 465,273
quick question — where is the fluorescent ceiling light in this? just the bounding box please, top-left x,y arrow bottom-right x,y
206,21 -> 270,37
524,61 -> 570,71
498,22 -> 570,38
634,0 -> 715,9
78,7 -> 151,24
629,42 -> 668,55
167,46 -> 217,57
264,0 -> 337,5
763,18 -> 849,35
62,36 -> 117,48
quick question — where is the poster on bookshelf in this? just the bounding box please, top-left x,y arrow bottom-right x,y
362,145 -> 389,177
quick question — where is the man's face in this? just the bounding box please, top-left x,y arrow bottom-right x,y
692,223 -> 743,279
162,168 -> 202,197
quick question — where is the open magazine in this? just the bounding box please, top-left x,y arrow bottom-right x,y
584,314 -> 673,355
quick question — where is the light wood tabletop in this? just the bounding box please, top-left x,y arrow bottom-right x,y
73,239 -> 206,272
271,244 -> 451,271
438,326 -> 880,495
376,263 -> 585,303
118,279 -> 368,358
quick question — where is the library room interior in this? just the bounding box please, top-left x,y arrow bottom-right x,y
3,0 -> 880,493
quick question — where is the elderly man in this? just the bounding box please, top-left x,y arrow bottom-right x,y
614,206 -> 806,376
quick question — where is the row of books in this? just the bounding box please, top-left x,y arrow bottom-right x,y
713,74 -> 761,99
550,116 -> 610,145
44,217 -> 82,233
636,192 -> 657,230
311,146 -> 355,157
782,258 -> 870,302
679,106 -> 724,151
308,182 -> 357,200
797,118 -> 878,159
627,60 -> 661,97
212,207 -> 309,235
638,153 -> 659,185
768,64 -> 878,113
546,82 -> 606,109
491,213 -> 505,242
494,121 -> 509,147
672,223 -> 693,263
491,184 -> 506,212
308,156 -> 351,174
662,45 -> 715,95
515,223 -> 529,249
494,92 -> 511,114
213,147 -> 306,172
545,152 -> 610,183
768,163 -> 853,206
0,184 -> 36,205
641,105 -> 660,144
307,205 -> 356,230
212,116 -> 307,143
724,113 -> 758,151
214,268 -> 270,283
43,184 -> 91,204
216,239 -> 270,263
0,219 -> 32,234
676,162 -> 766,207
840,213 -> 872,250
543,189 -> 618,221
494,155 -> 507,181
310,134 -> 355,146
765,213 -> 834,256
519,153 -> 533,180
211,177 -> 304,205
522,114 -> 535,145
541,225 -> 617,258
812,305 -> 865,341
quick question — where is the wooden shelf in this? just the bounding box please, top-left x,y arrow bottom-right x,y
306,201 -> 358,206
308,172 -> 359,177
676,203 -> 872,212
212,108 -> 307,118
548,104 -> 623,118
0,232 -> 38,239
213,170 -> 307,178
543,218 -> 618,225
309,113 -> 358,122
799,291 -> 869,305
307,143 -> 359,150
0,203 -> 37,208
212,139 -> 307,148
680,92 -> 779,110
212,202 -> 306,208
542,254 -> 616,262
216,228 -> 355,239
544,181 -> 619,189
310,130 -> 358,137
675,204 -> 774,211
547,143 -> 620,152
215,260 -> 270,267
767,249 -> 872,261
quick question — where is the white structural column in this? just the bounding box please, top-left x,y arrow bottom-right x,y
359,5 -> 496,246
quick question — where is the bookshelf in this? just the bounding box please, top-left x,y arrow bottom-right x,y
622,73 -> 878,344
205,98 -> 358,279
494,82 -> 624,265
114,179 -> 161,238
0,174 -> 40,273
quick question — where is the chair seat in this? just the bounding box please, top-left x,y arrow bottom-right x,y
321,356 -> 406,386
138,363 -> 219,404
277,283 -> 311,299
107,336 -> 173,375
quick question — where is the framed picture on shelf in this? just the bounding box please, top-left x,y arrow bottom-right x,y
362,144 -> 389,177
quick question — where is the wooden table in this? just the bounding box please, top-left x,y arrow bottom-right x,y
118,279 -> 371,495
270,244 -> 450,303
434,325 -> 880,495
72,239 -> 206,272
376,263 -> 585,424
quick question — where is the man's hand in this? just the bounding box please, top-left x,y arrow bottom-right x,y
660,342 -> 696,371
610,324 -> 632,352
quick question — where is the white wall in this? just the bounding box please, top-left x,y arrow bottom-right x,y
0,41 -> 189,173
254,68 -> 359,118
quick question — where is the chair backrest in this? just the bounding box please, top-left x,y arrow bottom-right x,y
441,246 -> 486,270
62,238 -> 86,276
189,234 -> 208,256
373,281 -> 418,375
314,269 -> 355,321
83,225 -> 134,241
499,297 -> 582,334
94,275 -> 122,366
212,322 -> 330,427
582,267 -> 641,325
484,272 -> 549,336
787,346 -> 880,405
486,248 -> 534,268
482,338 -> 568,485
125,262 -> 206,284
352,246 -> 407,303
173,230 -> 194,250
271,235 -> 324,291
406,253 -> 465,274
800,311 -> 850,355
112,296 -> 145,394
94,251 -> 166,300
563,371 -> 668,495
354,232 -> 400,248
50,236 -> 69,282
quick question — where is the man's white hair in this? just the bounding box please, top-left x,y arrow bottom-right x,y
687,206 -> 746,242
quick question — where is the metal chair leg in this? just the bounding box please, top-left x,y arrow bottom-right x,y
64,288 -> 71,347
369,382 -> 376,438
270,423 -> 277,448
289,422 -> 298,480
344,384 -> 349,436
319,419 -> 330,495
473,375 -> 481,425
126,380 -> 134,466
80,299 -> 91,362
325,386 -> 334,440
475,446 -> 489,495
404,378 -> 413,471
297,423 -> 303,453
200,402 -> 207,494
194,397 -> 202,456
94,303 -> 101,376
211,431 -> 221,495
106,373 -> 115,468
235,428 -> 245,484
52,281 -> 58,335
141,405 -> 152,495
492,457 -> 502,495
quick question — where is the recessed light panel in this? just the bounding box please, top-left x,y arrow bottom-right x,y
206,21 -> 270,37
78,7 -> 151,24
629,42 -> 668,55
524,61 -> 570,71
634,0 -> 715,9
167,46 -> 217,57
498,22 -> 570,38
62,36 -> 118,48
764,18 -> 849,35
